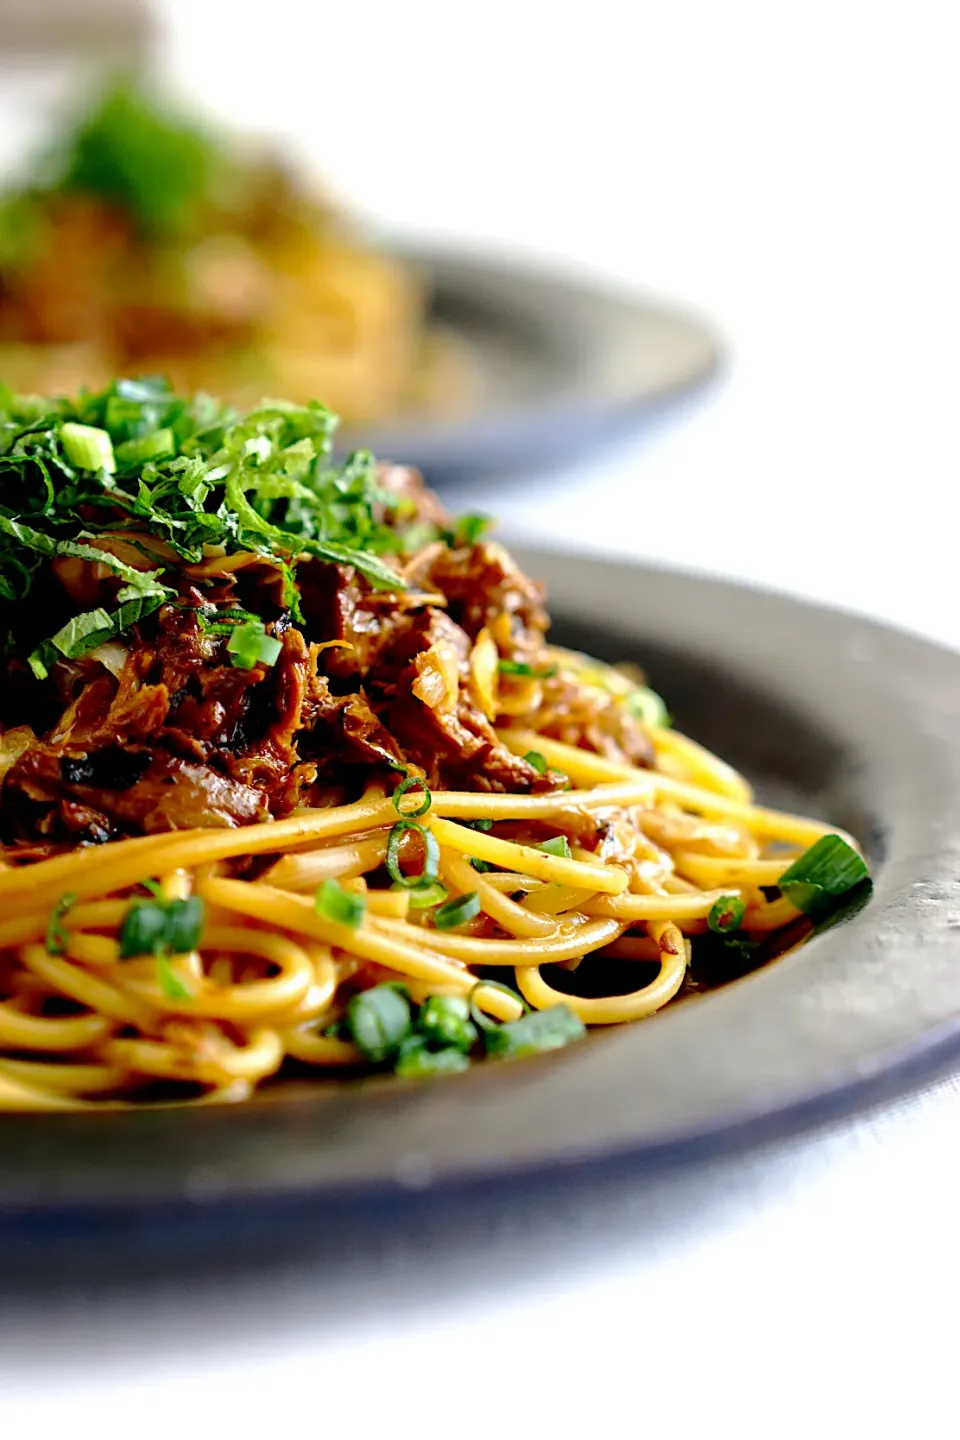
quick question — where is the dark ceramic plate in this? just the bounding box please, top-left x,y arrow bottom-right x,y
2,552 -> 959,1256
339,247 -> 722,482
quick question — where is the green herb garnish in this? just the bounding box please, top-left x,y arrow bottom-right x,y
392,773 -> 431,818
395,1035 -> 471,1078
44,892 -> 76,956
778,835 -> 870,923
536,835 -> 572,859
417,994 -> 477,1052
523,750 -> 548,774
385,820 -> 441,890
707,895 -> 746,934
346,983 -> 412,1063
499,659 -> 558,679
433,891 -> 481,930
119,895 -> 205,959
226,618 -> 282,670
484,1004 -> 586,1059
314,878 -> 366,929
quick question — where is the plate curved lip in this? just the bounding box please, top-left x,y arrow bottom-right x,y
1,553 -> 959,1221
338,242 -> 724,471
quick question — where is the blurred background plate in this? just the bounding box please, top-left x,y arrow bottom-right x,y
343,246 -> 722,483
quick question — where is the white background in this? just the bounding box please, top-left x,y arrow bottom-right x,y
3,1 -> 960,1434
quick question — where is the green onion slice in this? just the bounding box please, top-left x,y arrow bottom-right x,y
385,820 -> 440,890
536,835 -> 572,859
315,877 -> 366,928
395,1035 -> 471,1078
226,619 -> 282,670
61,422 -> 116,473
118,896 -> 204,959
707,895 -> 746,934
484,1003 -> 586,1059
417,994 -> 478,1052
778,834 -> 870,923
402,881 -> 448,910
499,659 -> 558,679
346,984 -> 412,1063
45,892 -> 76,956
155,954 -> 193,1001
392,773 -> 431,818
523,750 -> 548,774
433,891 -> 481,930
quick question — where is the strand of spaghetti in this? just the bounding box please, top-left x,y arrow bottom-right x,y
673,852 -> 794,887
648,726 -> 753,802
0,1057 -> 127,1095
103,1028 -> 284,1086
371,914 -> 622,966
742,896 -> 801,931
0,1000 -> 111,1052
19,945 -> 157,1029
264,832 -> 390,892
427,816 -> 629,894
520,884 -> 599,916
0,900 -> 132,950
280,1026 -> 362,1067
0,795 -> 401,907
428,780 -> 657,817
197,878 -> 524,1021
498,730 -> 852,847
0,1071 -> 83,1110
516,919 -> 686,1023
118,927 -> 316,1021
438,849 -> 557,938
582,889 -> 731,921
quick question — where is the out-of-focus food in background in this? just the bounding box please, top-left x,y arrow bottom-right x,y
0,80 -> 470,423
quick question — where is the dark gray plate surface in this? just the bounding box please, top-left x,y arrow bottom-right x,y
340,247 -> 722,481
2,553 -> 959,1251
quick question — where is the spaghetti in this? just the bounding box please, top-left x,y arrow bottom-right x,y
0,381 -> 870,1109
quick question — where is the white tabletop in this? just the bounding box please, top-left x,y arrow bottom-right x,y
2,2 -> 960,1434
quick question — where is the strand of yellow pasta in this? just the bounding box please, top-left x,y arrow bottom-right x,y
438,849 -> 558,938
19,945 -> 157,1030
104,1028 -> 284,1087
197,878 -> 524,1021
0,1057 -> 127,1095
648,726 -> 753,802
498,730 -> 849,847
0,1071 -> 83,1110
582,889 -> 732,921
428,816 -> 629,894
672,852 -> 795,887
516,919 -> 687,1023
372,914 -> 622,965
118,927 -> 317,1021
0,1000 -> 111,1053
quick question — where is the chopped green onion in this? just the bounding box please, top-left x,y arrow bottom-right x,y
417,994 -> 478,1052
155,954 -> 193,1001
523,750 -> 548,774
346,984 -> 412,1063
452,514 -> 491,547
385,820 -> 441,890
536,835 -> 572,859
60,422 -> 116,473
401,881 -> 448,910
778,834 -> 870,923
707,895 -> 746,934
119,896 -> 205,959
470,858 -> 497,873
45,892 -> 76,956
392,773 -> 431,818
499,659 -> 558,679
114,428 -> 174,467
395,1035 -> 471,1077
226,619 -> 282,670
315,877 -> 366,928
485,1003 -> 586,1059
463,819 -> 493,832
627,686 -> 671,728
433,891 -> 481,930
